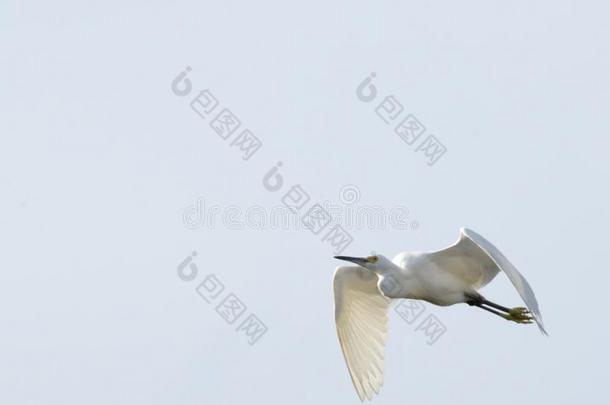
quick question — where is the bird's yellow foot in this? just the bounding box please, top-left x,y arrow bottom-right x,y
503,307 -> 533,324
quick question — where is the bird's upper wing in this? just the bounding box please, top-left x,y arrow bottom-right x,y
333,265 -> 391,401
432,228 -> 547,334
426,228 -> 501,289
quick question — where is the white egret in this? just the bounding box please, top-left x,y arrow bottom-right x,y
333,227 -> 546,401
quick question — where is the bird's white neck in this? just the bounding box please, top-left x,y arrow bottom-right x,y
372,261 -> 403,276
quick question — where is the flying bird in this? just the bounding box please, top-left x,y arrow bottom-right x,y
333,228 -> 546,401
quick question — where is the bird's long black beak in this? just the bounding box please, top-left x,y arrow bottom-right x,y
334,255 -> 369,265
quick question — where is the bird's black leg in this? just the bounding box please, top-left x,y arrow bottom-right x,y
467,301 -> 510,319
465,293 -> 533,324
479,299 -> 511,314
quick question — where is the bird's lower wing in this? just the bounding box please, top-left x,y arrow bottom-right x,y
461,228 -> 547,335
333,266 -> 391,401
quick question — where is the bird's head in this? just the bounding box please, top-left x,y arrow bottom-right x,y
334,254 -> 394,273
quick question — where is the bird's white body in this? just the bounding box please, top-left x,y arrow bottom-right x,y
378,252 -> 475,305
333,228 -> 546,401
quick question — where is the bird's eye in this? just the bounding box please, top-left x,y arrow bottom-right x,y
367,256 -> 378,263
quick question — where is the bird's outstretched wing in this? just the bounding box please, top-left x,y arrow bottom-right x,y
458,228 -> 547,334
333,265 -> 391,401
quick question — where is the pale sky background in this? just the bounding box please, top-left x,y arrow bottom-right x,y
1,1 -> 609,404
